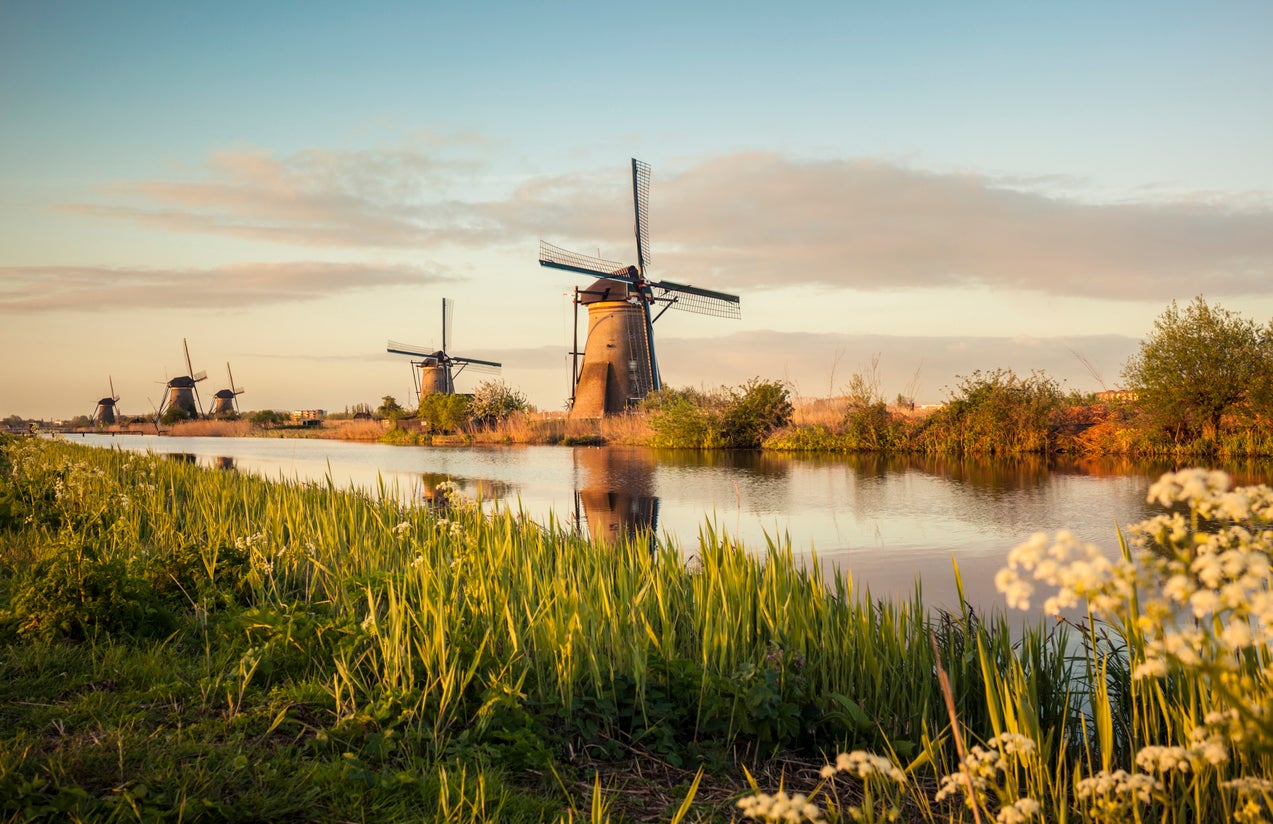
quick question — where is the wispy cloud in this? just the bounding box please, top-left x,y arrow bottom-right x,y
62,147 -> 1273,300
0,261 -> 448,313
646,329 -> 1142,398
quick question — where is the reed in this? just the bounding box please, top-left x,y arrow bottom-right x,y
4,436 -> 1271,822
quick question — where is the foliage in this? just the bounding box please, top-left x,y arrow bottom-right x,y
7,437 -> 1273,822
376,395 -> 407,421
645,379 -> 792,449
160,405 -> 190,425
718,378 -> 794,448
417,392 -> 471,433
1122,296 -> 1272,441
249,409 -> 285,426
642,386 -> 723,448
916,368 -> 1066,454
468,381 -> 529,424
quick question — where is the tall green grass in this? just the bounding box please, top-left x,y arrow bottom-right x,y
4,436 -> 1271,822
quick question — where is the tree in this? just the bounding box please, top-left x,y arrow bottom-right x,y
377,395 -> 407,421
468,380 -> 528,424
418,393 -> 470,433
1121,296 -> 1271,439
249,409 -> 285,426
160,407 -> 190,426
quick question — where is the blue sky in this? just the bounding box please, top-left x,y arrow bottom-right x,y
3,1 -> 1271,418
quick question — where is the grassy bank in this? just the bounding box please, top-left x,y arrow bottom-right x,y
2,437 -> 1271,821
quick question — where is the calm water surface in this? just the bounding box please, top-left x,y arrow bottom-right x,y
69,433 -> 1270,613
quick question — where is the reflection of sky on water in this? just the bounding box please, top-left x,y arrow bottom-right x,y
72,434 -> 1265,614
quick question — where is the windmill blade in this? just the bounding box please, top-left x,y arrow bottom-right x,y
226,362 -> 239,394
651,280 -> 742,320
539,241 -> 638,284
450,354 -> 502,372
632,159 -> 651,274
442,298 -> 454,354
387,340 -> 435,358
109,375 -> 119,401
183,338 -> 195,379
192,370 -> 207,382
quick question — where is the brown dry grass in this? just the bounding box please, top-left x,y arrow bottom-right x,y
164,419 -> 254,437
464,412 -> 652,446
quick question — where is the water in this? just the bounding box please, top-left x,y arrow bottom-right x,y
64,433 -> 1255,613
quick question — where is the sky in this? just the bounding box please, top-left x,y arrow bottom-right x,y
3,1 -> 1272,419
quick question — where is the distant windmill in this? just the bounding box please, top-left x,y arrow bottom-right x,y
208,362 -> 245,416
387,298 -> 502,402
91,376 -> 121,425
539,158 -> 741,417
155,338 -> 207,422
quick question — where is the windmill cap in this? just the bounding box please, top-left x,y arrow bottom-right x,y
168,376 -> 197,387
579,278 -> 634,305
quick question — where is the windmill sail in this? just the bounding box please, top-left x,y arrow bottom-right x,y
632,159 -> 651,274
539,242 -> 637,282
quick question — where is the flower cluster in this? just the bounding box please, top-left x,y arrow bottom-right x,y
934,732 -> 1040,823
736,790 -> 824,823
995,530 -> 1136,615
819,751 -> 906,783
1073,769 -> 1162,817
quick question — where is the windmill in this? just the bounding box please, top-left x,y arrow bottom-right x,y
208,362 -> 245,416
155,338 -> 206,422
539,158 -> 741,417
91,376 -> 121,425
387,298 -> 502,402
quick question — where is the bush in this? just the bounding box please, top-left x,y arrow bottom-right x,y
917,368 -> 1064,454
249,409 -> 285,426
418,393 -> 471,433
468,381 -> 528,425
643,387 -> 723,448
160,406 -> 190,426
718,378 -> 793,449
645,379 -> 792,449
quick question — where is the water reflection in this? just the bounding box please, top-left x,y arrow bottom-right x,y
215,456 -> 236,471
573,447 -> 659,547
419,471 -> 515,509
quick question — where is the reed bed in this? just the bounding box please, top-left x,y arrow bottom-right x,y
1,437 -> 1271,822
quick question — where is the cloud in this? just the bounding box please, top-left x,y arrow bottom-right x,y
0,261 -> 448,313
63,143 -> 503,249
62,147 -> 1273,300
529,153 -> 1273,300
649,329 -> 1141,400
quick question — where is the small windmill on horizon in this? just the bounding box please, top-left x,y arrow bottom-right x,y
539,158 -> 741,417
91,376 -> 121,425
155,339 -> 206,422
208,362 -> 245,416
387,298 -> 502,402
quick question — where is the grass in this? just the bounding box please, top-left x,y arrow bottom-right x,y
3,437 -> 1271,822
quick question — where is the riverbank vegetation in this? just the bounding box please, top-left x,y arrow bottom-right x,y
45,296 -> 1273,458
2,437 -> 1271,821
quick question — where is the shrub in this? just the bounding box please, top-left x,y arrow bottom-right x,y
718,378 -> 794,449
468,381 -> 528,425
418,393 -> 471,433
643,387 -> 722,448
160,406 -> 190,426
917,368 -> 1064,454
